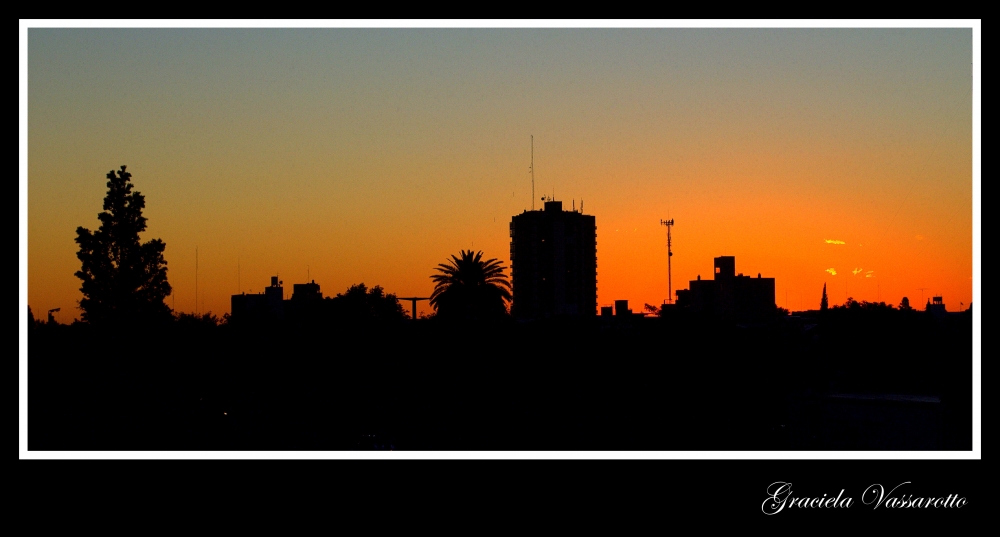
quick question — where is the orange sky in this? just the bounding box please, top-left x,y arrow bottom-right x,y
25,28 -> 975,322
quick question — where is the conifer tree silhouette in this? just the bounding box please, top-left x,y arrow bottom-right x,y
75,166 -> 172,325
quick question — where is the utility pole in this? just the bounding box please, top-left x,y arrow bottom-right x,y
660,219 -> 675,304
398,297 -> 430,320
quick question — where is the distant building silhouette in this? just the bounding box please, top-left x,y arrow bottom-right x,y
675,256 -> 776,319
231,276 -> 334,319
230,278 -> 408,323
291,281 -> 322,304
231,276 -> 286,321
510,200 -> 597,319
926,296 -> 948,319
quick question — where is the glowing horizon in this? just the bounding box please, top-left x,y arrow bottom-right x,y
27,28 -> 974,322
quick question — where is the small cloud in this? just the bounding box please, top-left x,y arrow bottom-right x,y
865,271 -> 874,278
825,239 -> 846,245
915,234 -> 924,241
852,268 -> 863,276
825,268 -> 837,276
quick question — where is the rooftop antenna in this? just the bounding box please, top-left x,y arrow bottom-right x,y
238,257 -> 241,294
307,265 -> 310,281
660,219 -> 675,304
530,135 -> 535,211
581,199 -> 583,213
916,287 -> 929,304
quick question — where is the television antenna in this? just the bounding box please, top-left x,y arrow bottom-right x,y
530,135 -> 535,211
916,287 -> 929,304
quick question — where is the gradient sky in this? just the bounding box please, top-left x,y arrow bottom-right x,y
27,28 -> 974,322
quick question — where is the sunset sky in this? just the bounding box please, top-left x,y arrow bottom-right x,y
25,26 -> 976,322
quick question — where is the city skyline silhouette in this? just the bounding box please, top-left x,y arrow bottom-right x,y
20,22 -> 979,455
26,27 -> 972,324
23,159 -> 974,452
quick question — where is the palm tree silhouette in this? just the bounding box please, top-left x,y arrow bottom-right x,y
430,250 -> 511,320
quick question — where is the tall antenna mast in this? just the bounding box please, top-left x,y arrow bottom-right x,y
660,219 -> 675,304
195,246 -> 199,315
238,257 -> 241,294
530,135 -> 535,211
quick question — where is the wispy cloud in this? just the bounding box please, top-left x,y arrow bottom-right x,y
825,239 -> 846,245
865,271 -> 874,278
825,268 -> 837,276
852,267 -> 863,276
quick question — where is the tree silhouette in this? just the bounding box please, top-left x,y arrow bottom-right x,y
75,166 -> 172,325
430,250 -> 511,320
330,283 -> 407,322
820,283 -> 829,312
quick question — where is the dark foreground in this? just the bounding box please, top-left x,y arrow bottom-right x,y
28,309 -> 972,451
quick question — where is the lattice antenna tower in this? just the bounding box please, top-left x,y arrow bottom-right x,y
660,219 -> 675,303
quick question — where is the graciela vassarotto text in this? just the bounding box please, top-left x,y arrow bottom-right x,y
762,481 -> 968,515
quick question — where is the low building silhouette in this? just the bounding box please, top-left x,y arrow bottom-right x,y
231,277 -> 329,322
510,199 -> 597,320
675,256 -> 776,319
925,296 -> 948,319
231,276 -> 286,321
292,281 -> 322,303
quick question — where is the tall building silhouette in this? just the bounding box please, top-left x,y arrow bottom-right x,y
510,200 -> 597,319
